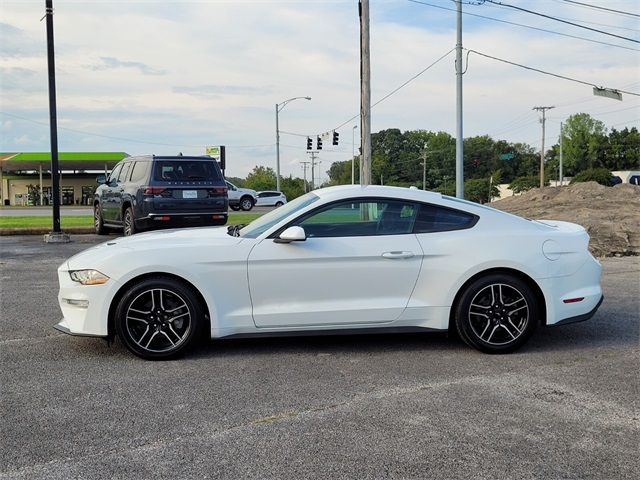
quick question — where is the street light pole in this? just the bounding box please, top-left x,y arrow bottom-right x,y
454,0 -> 464,199
351,125 -> 357,184
275,96 -> 311,192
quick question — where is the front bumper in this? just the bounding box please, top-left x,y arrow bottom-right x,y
56,267 -> 118,337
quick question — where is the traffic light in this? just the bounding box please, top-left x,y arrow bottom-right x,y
317,136 -> 322,150
332,131 -> 339,146
306,137 -> 312,150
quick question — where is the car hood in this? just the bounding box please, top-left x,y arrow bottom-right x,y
65,226 -> 243,271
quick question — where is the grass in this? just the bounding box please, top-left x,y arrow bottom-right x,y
0,212 -> 262,230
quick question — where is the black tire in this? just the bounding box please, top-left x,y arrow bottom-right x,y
275,201 -> 284,207
123,206 -> 136,236
455,273 -> 538,354
240,196 -> 254,211
115,276 -> 204,360
230,205 -> 240,211
94,204 -> 107,235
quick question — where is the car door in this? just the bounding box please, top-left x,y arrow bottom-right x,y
101,163 -> 122,222
247,198 -> 424,328
111,162 -> 131,223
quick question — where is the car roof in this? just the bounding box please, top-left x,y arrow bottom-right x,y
124,155 -> 218,162
313,185 -> 443,203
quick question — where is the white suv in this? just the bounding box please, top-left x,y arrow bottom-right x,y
225,181 -> 257,211
255,191 -> 287,207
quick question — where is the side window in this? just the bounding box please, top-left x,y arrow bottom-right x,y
117,163 -> 131,183
257,192 -> 267,198
129,162 -> 148,183
295,199 -> 418,238
108,164 -> 122,184
413,204 -> 477,233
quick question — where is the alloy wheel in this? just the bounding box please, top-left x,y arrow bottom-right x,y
467,283 -> 529,346
125,288 -> 192,354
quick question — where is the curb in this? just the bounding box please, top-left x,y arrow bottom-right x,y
0,227 -> 95,236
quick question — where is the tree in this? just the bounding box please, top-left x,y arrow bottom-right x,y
561,113 -> 607,175
245,166 -> 276,191
604,127 -> 640,170
570,168 -> 612,186
464,177 -> 499,204
509,176 -> 547,194
280,175 -> 306,200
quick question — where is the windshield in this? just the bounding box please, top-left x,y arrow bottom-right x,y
239,192 -> 320,238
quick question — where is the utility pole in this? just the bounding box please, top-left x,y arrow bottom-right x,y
308,151 -> 318,190
422,144 -> 428,190
300,161 -> 310,192
533,106 -> 554,188
454,0 -> 464,199
359,0 -> 372,186
559,121 -> 564,187
352,125 -> 357,184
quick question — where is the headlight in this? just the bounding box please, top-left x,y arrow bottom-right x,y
69,270 -> 110,285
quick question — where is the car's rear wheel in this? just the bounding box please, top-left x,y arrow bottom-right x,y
115,277 -> 203,360
455,274 -> 538,354
94,205 -> 107,235
275,201 -> 284,207
123,206 -> 136,236
230,205 -> 240,211
240,196 -> 254,211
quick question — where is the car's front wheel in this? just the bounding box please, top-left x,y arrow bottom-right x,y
240,196 -> 254,211
455,274 -> 538,354
115,277 -> 204,360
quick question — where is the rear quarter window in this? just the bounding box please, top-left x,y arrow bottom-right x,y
129,161 -> 149,183
413,204 -> 478,233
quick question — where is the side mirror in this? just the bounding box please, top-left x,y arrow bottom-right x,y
96,175 -> 107,184
274,226 -> 306,244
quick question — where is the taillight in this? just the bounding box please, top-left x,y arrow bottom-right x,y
210,187 -> 227,194
144,187 -> 166,195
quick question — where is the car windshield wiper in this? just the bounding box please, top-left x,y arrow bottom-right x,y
226,224 -> 246,237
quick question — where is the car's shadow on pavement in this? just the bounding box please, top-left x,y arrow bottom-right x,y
63,309 -> 637,361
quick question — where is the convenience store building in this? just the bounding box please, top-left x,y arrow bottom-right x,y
0,152 -> 127,206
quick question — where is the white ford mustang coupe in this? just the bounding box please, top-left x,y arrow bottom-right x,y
56,185 -> 603,360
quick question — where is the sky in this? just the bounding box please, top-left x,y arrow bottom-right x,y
1,0 -> 639,181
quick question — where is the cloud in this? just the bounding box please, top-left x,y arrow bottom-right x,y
85,56 -> 166,76
172,84 -> 272,98
0,1 -> 638,178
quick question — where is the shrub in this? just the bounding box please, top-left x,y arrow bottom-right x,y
570,168 -> 613,187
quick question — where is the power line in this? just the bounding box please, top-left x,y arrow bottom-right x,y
560,0 -> 640,18
0,111 -> 274,149
481,0 -> 639,44
331,48 -> 456,132
481,0 -> 639,32
407,0 -> 639,52
280,48 -> 455,140
464,49 -> 640,97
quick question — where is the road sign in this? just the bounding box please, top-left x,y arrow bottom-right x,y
593,87 -> 622,101
206,145 -> 226,171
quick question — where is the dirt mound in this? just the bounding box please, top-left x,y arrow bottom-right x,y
491,182 -> 640,257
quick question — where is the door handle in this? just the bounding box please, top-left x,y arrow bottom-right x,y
382,251 -> 414,259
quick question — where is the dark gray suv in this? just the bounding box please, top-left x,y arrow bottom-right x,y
94,155 -> 228,236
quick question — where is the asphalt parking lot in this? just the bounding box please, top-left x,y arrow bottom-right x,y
1,235 -> 638,480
